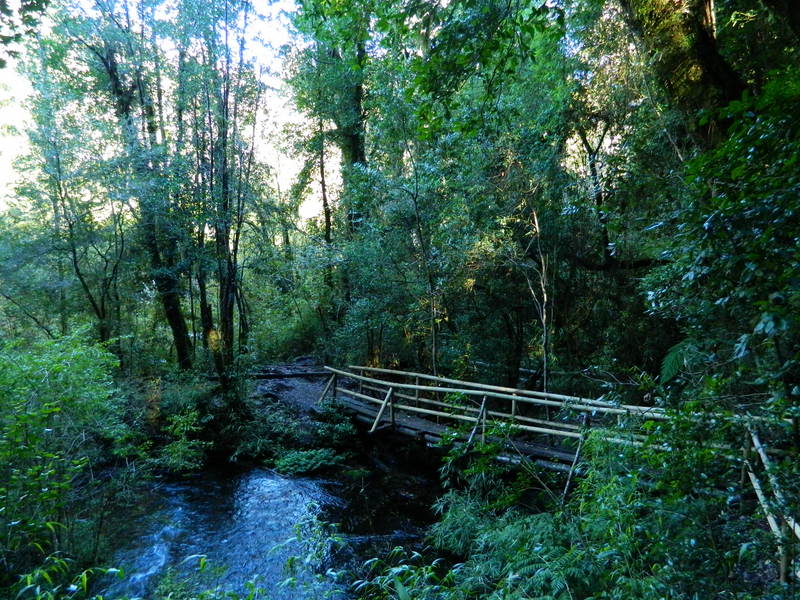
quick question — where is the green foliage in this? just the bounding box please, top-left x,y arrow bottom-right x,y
274,448 -> 343,475
138,376 -> 216,473
12,554 -> 116,600
357,430 -> 790,600
0,333 -> 132,590
231,395 -> 357,476
158,408 -> 212,472
2,0 -> 800,597
152,560 -> 268,600
353,546 -> 455,600
646,68 -> 800,424
0,0 -> 49,67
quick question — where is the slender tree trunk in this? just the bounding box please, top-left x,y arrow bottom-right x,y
319,120 -> 334,292
94,38 -> 194,369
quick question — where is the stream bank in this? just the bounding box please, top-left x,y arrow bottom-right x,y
101,366 -> 445,599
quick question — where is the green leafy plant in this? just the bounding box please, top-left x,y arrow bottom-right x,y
274,448 -> 344,476
0,333 -> 131,591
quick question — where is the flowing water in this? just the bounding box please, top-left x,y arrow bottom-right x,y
102,468 -> 349,599
100,369 -> 440,599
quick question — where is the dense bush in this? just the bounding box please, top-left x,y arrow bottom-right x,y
0,333 -> 133,593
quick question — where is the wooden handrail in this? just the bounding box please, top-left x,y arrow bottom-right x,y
336,386 -> 643,446
349,364 -> 661,414
360,383 -> 586,433
326,366 -> 666,419
345,366 -> 788,427
337,386 -> 587,439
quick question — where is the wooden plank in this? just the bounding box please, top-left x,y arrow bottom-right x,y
497,454 -> 575,473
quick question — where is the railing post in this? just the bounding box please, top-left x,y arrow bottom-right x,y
740,431 -> 751,493
358,368 -> 364,396
512,392 -> 518,417
414,376 -> 419,408
481,396 -> 487,444
467,396 -> 487,447
389,387 -> 395,427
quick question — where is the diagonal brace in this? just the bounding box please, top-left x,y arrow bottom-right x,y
370,387 -> 394,433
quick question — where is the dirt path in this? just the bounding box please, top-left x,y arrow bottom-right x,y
252,357 -> 329,415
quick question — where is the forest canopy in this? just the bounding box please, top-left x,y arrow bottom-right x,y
1,0 -> 799,597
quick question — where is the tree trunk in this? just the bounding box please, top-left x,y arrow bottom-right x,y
98,40 -> 193,369
620,0 -> 746,141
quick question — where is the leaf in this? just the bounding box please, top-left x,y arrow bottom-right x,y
738,541 -> 754,561
660,340 -> 691,384
394,577 -> 412,600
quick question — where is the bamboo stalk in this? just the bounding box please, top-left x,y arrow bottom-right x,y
337,387 -> 643,446
359,385 -> 642,440
467,397 -> 487,446
747,466 -> 782,540
337,387 -> 583,438
349,366 -> 791,427
368,384 -> 587,431
562,435 -> 584,505
362,384 -> 484,414
746,465 -> 796,582
481,395 -> 487,443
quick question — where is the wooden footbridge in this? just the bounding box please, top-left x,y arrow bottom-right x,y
307,364 -> 799,577
317,365 -> 667,472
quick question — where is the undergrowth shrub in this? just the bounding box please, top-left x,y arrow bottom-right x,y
141,375 -> 216,472
356,424 -> 794,600
0,333 -> 135,593
152,558 -> 268,600
275,448 -> 343,475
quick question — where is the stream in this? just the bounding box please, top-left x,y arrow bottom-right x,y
101,369 -> 439,599
101,466 -> 427,599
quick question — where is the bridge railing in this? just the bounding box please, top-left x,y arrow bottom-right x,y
350,365 -> 666,418
317,366 -> 799,579
320,365 -> 665,446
